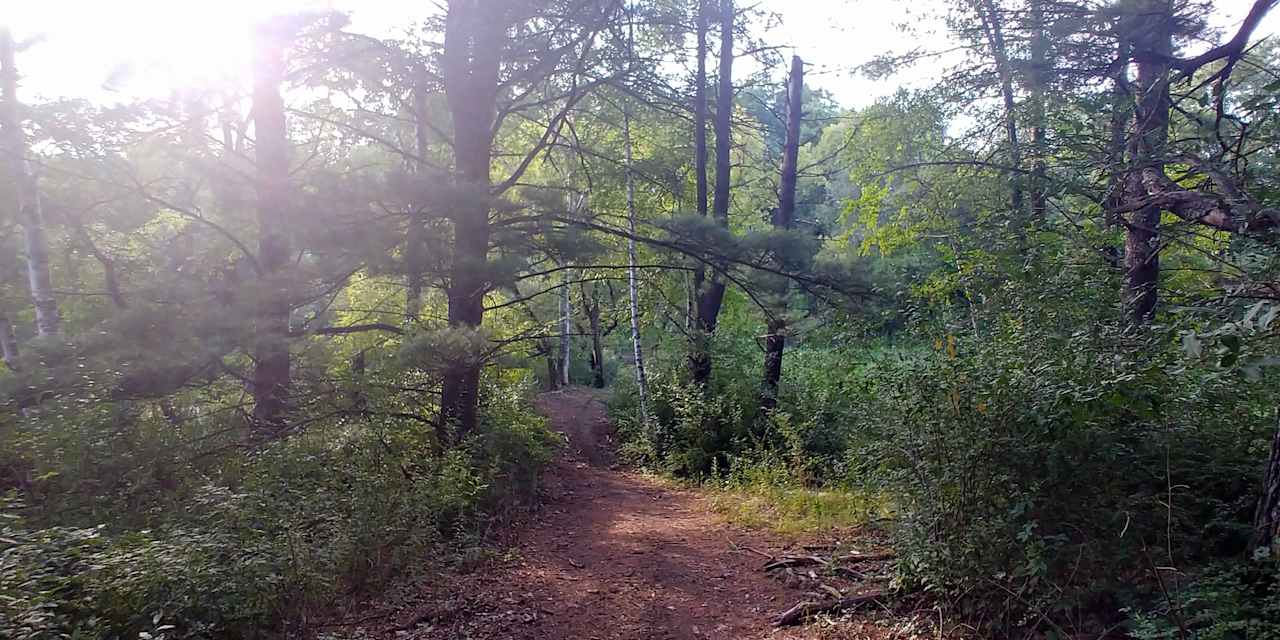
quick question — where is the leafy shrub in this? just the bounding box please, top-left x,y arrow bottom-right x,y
1129,560 -> 1280,640
609,361 -> 748,477
852,318 -> 1273,631
0,378 -> 559,639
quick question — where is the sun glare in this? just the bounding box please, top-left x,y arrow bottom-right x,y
10,0 -> 340,99
6,0 -> 1279,105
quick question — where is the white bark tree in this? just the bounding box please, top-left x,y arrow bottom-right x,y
559,271 -> 572,388
1,28 -> 60,338
623,106 -> 650,424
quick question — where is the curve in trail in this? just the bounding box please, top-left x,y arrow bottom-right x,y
409,387 -> 813,640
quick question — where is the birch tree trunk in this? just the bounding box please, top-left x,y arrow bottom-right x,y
1,28 -> 60,338
759,55 -> 802,414
249,20 -> 294,431
623,106 -> 650,423
560,272 -> 572,388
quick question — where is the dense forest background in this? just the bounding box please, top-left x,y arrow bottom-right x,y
3,0 -> 1280,637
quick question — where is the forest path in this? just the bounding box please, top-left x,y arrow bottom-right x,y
393,386 -> 819,640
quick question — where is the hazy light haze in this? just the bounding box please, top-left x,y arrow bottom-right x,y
7,0 -> 1279,107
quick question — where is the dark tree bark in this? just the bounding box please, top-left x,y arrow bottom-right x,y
405,75 -> 431,322
694,0 -> 710,220
72,222 -> 127,310
1028,0 -> 1048,220
975,0 -> 1023,215
1104,24 -> 1131,231
581,283 -> 606,389
1107,0 -> 1277,253
249,19 -> 294,431
545,339 -> 561,391
689,0 -> 710,331
759,55 -> 803,414
1253,418 -> 1280,555
689,0 -> 733,387
350,349 -> 368,413
439,0 -> 503,443
1,28 -> 60,338
1123,0 -> 1172,326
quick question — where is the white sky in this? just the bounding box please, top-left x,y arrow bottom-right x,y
6,0 -> 1279,107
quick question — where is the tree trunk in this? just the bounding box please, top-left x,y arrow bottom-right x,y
624,105 -> 651,422
545,338 -> 560,391
1104,26 -> 1132,231
560,273 -> 572,388
0,315 -> 18,371
581,284 -> 607,389
1124,1 -> 1172,326
440,0 -> 502,443
249,20 -> 294,431
350,349 -> 367,413
74,223 -> 127,310
1028,0 -> 1048,220
689,0 -> 733,387
405,76 -> 430,322
694,0 -> 710,221
689,0 -> 710,333
760,56 -> 803,414
1,28 -> 60,338
975,0 -> 1023,215
1253,416 -> 1280,556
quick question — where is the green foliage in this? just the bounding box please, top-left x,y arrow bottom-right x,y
1129,561 -> 1280,640
609,361 -> 748,476
853,322 -> 1269,624
6,2 -> 1280,638
0,379 -> 558,639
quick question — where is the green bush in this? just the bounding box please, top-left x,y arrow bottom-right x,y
851,318 -> 1273,631
1129,561 -> 1280,640
0,378 -> 559,639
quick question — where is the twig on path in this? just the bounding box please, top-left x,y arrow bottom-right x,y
738,545 -> 776,561
763,555 -> 830,572
773,591 -> 889,626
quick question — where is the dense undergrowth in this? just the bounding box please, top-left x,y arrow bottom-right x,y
1,377 -> 559,640
611,267 -> 1280,637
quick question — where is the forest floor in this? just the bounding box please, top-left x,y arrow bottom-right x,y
341,387 -> 915,640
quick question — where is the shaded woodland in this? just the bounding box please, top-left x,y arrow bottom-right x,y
3,0 -> 1280,637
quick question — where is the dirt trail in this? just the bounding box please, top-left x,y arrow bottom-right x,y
376,387 -> 820,639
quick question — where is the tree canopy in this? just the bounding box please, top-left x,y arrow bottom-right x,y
3,1 -> 1280,638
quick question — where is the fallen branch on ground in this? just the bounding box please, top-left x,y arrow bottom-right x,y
773,591 -> 889,626
763,554 -> 829,571
837,551 -> 896,563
